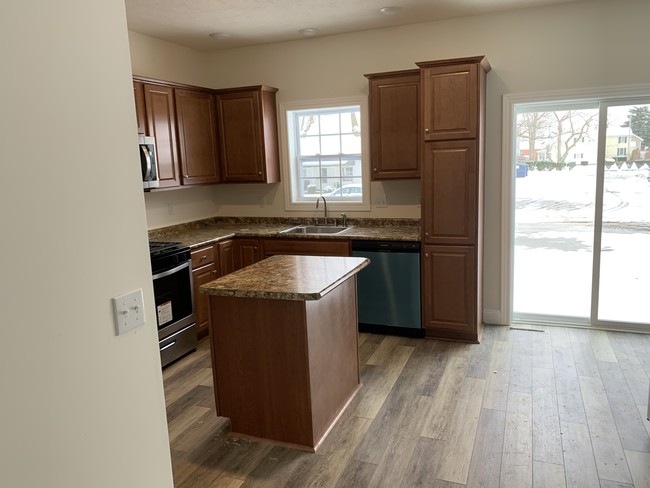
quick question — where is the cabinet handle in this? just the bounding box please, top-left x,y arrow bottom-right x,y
424,129 -> 430,134
424,232 -> 429,237
212,270 -> 217,275
201,255 -> 207,260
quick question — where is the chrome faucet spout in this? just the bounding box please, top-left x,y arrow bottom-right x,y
316,196 -> 328,224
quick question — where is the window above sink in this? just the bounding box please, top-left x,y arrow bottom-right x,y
279,96 -> 371,212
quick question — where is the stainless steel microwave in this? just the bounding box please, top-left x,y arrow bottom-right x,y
139,134 -> 160,190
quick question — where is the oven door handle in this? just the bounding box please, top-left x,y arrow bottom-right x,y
152,260 -> 190,280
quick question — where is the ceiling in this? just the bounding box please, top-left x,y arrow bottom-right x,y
125,0 -> 586,52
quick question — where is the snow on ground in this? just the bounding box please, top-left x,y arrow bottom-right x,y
513,164 -> 649,324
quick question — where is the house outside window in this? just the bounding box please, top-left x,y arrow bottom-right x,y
619,136 -> 628,143
280,97 -> 370,211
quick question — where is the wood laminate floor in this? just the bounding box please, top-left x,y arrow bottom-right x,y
163,325 -> 650,487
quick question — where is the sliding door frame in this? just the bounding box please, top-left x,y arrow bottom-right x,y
501,84 -> 650,332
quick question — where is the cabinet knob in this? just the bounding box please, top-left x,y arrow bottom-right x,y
373,168 -> 377,172
424,253 -> 429,258
258,171 -> 262,175
424,129 -> 430,134
201,255 -> 207,260
212,270 -> 217,275
424,232 -> 429,237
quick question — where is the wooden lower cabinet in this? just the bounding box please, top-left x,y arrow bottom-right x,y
421,245 -> 481,342
262,239 -> 350,258
233,238 -> 262,270
218,240 -> 236,275
190,239 -> 241,338
191,245 -> 218,339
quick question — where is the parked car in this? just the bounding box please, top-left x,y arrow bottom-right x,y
324,184 -> 362,197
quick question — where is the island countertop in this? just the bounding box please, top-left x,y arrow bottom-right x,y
199,254 -> 369,301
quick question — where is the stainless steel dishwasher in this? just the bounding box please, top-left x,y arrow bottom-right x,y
351,240 -> 423,337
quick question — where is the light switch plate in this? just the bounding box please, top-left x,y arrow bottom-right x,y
113,289 -> 145,335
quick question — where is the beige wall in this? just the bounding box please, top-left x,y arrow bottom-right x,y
130,0 -> 650,323
1,2 -> 173,487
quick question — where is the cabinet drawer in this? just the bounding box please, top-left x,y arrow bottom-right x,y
191,245 -> 215,269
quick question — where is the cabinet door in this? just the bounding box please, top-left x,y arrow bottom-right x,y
420,63 -> 478,141
215,87 -> 280,183
191,245 -> 218,338
422,140 -> 477,245
174,89 -> 221,185
216,90 -> 264,182
143,84 -> 180,188
218,240 -> 236,276
367,71 -> 420,179
192,263 -> 217,338
234,239 -> 262,270
133,82 -> 147,135
422,245 -> 477,341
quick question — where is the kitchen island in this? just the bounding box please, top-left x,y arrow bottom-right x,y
199,254 -> 369,451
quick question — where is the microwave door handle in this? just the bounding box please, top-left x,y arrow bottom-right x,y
141,145 -> 152,180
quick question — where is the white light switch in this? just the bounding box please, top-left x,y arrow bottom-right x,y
113,289 -> 146,335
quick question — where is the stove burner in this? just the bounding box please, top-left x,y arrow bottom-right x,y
149,241 -> 183,255
148,241 -> 190,274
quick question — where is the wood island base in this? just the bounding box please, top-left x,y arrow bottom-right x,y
207,276 -> 361,451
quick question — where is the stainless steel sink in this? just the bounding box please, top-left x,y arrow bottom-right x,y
280,225 -> 350,235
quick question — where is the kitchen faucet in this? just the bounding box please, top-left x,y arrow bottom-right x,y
316,196 -> 328,225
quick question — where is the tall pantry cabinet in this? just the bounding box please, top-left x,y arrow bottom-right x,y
417,56 -> 491,343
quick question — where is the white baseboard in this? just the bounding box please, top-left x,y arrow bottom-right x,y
483,309 -> 504,326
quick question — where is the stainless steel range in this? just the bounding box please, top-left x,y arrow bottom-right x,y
149,241 -> 196,367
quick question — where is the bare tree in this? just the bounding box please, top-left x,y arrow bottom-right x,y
548,110 -> 598,164
517,112 -> 552,161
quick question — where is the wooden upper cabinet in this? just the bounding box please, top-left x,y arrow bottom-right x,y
365,69 -> 420,179
215,86 -> 280,183
422,140 -> 478,246
417,56 -> 490,142
174,89 -> 222,185
143,83 -> 180,188
133,82 -> 147,135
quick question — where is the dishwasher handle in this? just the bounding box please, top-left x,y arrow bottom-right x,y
351,240 -> 420,252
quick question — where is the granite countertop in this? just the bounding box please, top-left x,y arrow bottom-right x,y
148,217 -> 420,248
199,255 -> 369,300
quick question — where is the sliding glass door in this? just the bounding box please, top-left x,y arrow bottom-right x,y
594,102 -> 650,325
512,97 -> 650,329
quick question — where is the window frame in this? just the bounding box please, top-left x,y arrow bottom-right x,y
279,96 -> 370,212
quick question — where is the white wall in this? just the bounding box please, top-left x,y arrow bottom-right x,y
130,0 -> 650,322
0,2 -> 173,487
